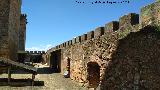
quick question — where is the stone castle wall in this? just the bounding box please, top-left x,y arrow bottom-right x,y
45,1 -> 160,89
0,0 -> 26,61
0,0 -> 11,59
8,0 -> 22,61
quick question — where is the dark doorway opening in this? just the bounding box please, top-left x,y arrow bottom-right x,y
18,53 -> 25,63
64,57 -> 70,78
50,49 -> 61,73
87,62 -> 100,88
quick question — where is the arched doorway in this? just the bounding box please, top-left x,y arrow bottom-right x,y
87,62 -> 100,88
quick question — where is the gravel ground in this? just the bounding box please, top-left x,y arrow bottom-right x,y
0,64 -> 87,90
0,73 -> 87,90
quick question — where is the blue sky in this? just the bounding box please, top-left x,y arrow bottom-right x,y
22,0 -> 155,51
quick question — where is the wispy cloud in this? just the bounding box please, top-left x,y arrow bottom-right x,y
26,44 -> 53,51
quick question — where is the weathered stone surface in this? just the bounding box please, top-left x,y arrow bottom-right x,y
119,13 -> 139,29
0,0 -> 10,59
58,45 -> 61,48
58,25 -> 160,90
72,38 -> 76,44
62,43 -> 65,48
76,36 -> 81,43
69,40 -> 72,45
94,27 -> 104,38
81,34 -> 87,42
105,21 -> 119,33
87,31 -> 94,40
65,41 -> 69,47
140,1 -> 160,28
19,14 -> 27,51
0,0 -> 22,61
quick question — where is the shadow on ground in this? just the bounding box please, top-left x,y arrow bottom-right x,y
0,78 -> 44,87
36,67 -> 57,74
10,67 -> 56,74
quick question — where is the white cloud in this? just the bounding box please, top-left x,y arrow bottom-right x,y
26,44 -> 53,51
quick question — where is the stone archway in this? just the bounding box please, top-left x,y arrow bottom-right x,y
87,62 -> 100,88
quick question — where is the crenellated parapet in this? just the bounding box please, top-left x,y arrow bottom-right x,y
26,51 -> 45,55
94,27 -> 104,38
45,1 -> 160,54
119,13 -> 139,28
81,34 -> 87,42
20,14 -> 27,24
43,1 -> 160,88
87,31 -> 94,40
21,14 -> 27,18
105,21 -> 119,33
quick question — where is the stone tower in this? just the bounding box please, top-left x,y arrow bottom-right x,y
19,14 -> 27,51
0,0 -> 22,61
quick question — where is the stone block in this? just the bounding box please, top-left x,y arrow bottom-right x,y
72,38 -> 76,44
38,51 -> 41,53
69,40 -> 72,45
56,46 -> 59,49
76,36 -> 81,43
58,45 -> 61,48
87,31 -> 94,40
34,51 -> 37,53
63,43 -> 66,47
30,51 -> 33,54
60,44 -> 63,48
42,51 -> 45,54
65,42 -> 67,47
67,41 -> 70,46
105,21 -> 119,33
81,34 -> 87,42
119,13 -> 139,27
94,27 -> 104,38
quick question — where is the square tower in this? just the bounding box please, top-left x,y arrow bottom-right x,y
0,0 -> 22,61
19,14 -> 27,51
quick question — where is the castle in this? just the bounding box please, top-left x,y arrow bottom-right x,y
44,1 -> 160,89
0,0 -> 160,89
0,0 -> 44,63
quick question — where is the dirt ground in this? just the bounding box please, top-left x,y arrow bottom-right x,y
0,64 -> 87,90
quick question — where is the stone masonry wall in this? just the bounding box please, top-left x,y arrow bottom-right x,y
0,0 -> 22,61
8,0 -> 21,61
141,1 -> 160,28
19,14 -> 27,51
45,1 -> 160,89
0,0 -> 11,59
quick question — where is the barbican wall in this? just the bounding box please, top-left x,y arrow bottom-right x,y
45,1 -> 160,89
